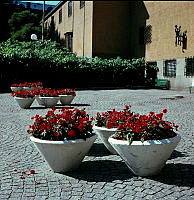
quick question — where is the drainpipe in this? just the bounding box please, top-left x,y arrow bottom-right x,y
83,3 -> 85,57
42,0 -> 45,41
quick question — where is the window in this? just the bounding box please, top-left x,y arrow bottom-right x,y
185,57 -> 194,77
68,1 -> 72,17
51,16 -> 54,23
59,9 -> 62,24
65,32 -> 73,51
164,60 -> 176,77
80,1 -> 85,8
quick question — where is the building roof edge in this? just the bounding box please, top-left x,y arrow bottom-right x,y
44,1 -> 66,21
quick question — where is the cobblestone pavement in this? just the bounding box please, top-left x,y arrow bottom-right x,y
0,89 -> 193,200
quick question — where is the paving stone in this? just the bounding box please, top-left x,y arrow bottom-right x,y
0,90 -> 193,200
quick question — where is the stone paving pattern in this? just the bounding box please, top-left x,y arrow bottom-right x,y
0,89 -> 193,200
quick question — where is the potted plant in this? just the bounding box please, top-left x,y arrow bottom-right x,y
38,88 -> 59,107
27,107 -> 97,173
108,106 -> 181,176
57,89 -> 76,105
11,90 -> 36,109
93,106 -> 134,154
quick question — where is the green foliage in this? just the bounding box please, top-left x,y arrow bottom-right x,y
0,40 -> 158,90
8,10 -> 41,41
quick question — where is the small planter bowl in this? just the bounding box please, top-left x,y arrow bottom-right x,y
59,95 -> 75,105
39,96 -> 59,107
14,97 -> 35,109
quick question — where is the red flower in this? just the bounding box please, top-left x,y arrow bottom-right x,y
29,169 -> 36,174
68,130 -> 76,137
163,109 -> 167,113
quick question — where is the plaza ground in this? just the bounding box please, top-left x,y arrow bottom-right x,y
0,89 -> 193,200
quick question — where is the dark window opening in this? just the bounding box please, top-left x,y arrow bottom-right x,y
164,60 -> 176,77
80,1 -> 85,8
59,9 -> 62,24
185,57 -> 194,77
65,32 -> 73,51
68,1 -> 72,17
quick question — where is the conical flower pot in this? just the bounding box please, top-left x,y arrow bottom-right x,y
39,96 -> 59,107
59,95 -> 75,105
14,97 -> 35,109
93,125 -> 118,154
30,135 -> 97,173
108,134 -> 181,176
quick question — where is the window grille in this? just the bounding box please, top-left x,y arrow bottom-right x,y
59,9 -> 62,24
68,1 -> 72,17
80,1 -> 85,8
65,32 -> 73,51
164,60 -> 176,77
185,57 -> 194,77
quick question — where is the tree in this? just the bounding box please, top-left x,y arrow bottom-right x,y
0,0 -> 15,41
8,10 -> 41,41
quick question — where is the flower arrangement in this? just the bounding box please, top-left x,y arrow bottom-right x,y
39,88 -> 58,97
11,90 -> 36,98
57,89 -> 76,96
95,105 -> 179,144
27,107 -> 94,141
11,82 -> 43,88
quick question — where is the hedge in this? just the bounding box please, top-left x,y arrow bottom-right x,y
0,39 -> 158,90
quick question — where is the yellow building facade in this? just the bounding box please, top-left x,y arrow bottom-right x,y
44,1 -> 194,89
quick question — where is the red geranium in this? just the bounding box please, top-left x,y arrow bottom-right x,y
11,82 -> 43,88
27,107 -> 94,141
96,106 -> 179,143
56,89 -> 76,96
39,88 -> 58,97
11,90 -> 36,98
95,105 -> 133,128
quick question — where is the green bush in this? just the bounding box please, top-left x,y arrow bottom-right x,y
0,40 -> 158,90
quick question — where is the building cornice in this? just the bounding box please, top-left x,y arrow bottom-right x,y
44,1 -> 66,21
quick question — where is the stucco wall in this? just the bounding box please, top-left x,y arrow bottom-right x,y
44,1 -> 93,57
144,1 -> 194,62
92,1 -> 131,58
73,1 -> 93,57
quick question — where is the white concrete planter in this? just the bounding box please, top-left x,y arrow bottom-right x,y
35,95 -> 45,106
10,87 -> 23,91
108,134 -> 181,176
23,87 -> 37,91
39,96 -> 59,107
14,97 -> 35,109
59,95 -> 75,105
23,86 -> 43,91
30,134 -> 97,173
93,125 -> 118,154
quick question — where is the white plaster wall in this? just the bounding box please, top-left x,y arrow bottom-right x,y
157,58 -> 194,90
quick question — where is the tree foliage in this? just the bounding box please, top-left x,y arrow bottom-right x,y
8,10 -> 41,41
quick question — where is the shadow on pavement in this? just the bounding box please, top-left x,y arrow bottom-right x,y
148,163 -> 194,187
87,143 -> 111,157
169,150 -> 188,160
64,160 -> 135,182
27,103 -> 90,110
